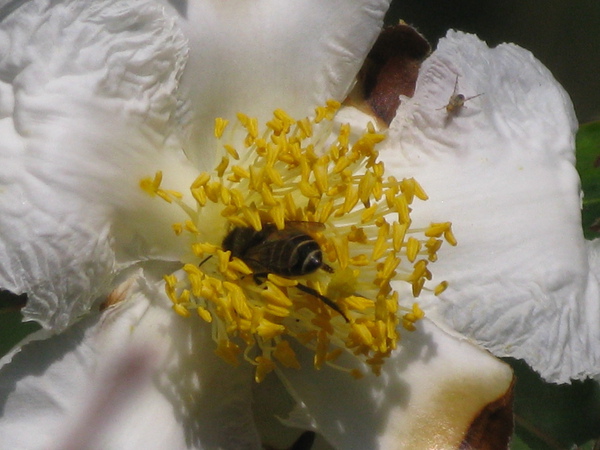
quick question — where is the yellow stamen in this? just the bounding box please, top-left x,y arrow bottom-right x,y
173,303 -> 191,318
434,281 -> 449,296
255,356 -> 276,383
215,340 -> 241,366
273,340 -> 301,369
406,237 -> 421,263
197,306 -> 213,322
143,103 -> 455,381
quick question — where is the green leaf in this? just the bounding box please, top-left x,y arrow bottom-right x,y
0,311 -> 40,357
576,121 -> 600,239
508,358 -> 600,449
0,289 -> 40,357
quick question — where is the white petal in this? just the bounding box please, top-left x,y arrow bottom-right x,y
158,0 -> 392,167
276,319 -> 513,448
0,0 -> 199,330
0,276 -> 260,449
380,31 -> 597,382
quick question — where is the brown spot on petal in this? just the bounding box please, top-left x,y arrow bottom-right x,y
460,376 -> 516,450
347,22 -> 430,126
99,276 -> 137,311
382,356 -> 515,448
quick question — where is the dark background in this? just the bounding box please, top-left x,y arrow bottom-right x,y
386,0 -> 600,123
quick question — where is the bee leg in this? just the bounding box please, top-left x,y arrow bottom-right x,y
321,263 -> 334,274
295,283 -> 349,322
198,255 -> 213,268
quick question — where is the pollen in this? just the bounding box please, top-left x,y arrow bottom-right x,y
143,102 -> 455,382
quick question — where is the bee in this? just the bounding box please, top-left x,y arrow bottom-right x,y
222,223 -> 348,321
438,74 -> 483,115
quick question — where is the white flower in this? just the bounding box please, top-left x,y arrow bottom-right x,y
0,1 -> 521,449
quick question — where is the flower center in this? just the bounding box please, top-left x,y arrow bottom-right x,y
140,101 -> 456,382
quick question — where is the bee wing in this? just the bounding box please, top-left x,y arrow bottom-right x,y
241,234 -> 290,272
245,228 -> 309,275
284,221 -> 326,235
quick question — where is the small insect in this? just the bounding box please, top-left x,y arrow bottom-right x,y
438,75 -> 483,114
222,222 -> 348,320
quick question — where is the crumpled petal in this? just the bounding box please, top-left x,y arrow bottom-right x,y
0,0 -> 199,330
275,319 -> 514,448
161,0 -> 392,168
0,275 -> 260,450
379,30 -> 598,383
